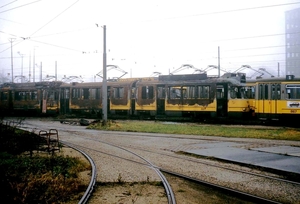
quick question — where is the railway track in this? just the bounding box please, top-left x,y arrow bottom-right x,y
63,138 -> 291,204
161,170 -> 281,204
61,142 -> 97,204
63,140 -> 176,204
13,118 -> 300,203
83,132 -> 300,185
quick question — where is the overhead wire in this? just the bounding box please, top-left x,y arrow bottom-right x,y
0,0 -> 18,9
0,1 -> 298,72
0,0 -> 43,14
29,0 -> 81,37
0,0 -> 82,54
141,1 -> 300,22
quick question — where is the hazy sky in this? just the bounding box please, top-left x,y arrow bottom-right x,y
0,0 -> 300,82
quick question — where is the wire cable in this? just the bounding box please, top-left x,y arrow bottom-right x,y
29,0 -> 81,37
141,1 -> 300,22
0,0 -> 43,14
0,0 -> 18,9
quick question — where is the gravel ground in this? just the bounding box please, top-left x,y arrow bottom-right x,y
11,118 -> 300,204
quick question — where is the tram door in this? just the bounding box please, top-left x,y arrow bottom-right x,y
41,90 -> 47,113
60,88 -> 70,114
258,83 -> 280,117
216,83 -> 228,117
156,85 -> 165,115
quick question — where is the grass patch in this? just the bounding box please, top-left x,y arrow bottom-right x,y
0,152 -> 90,203
0,119 -> 91,203
88,120 -> 300,141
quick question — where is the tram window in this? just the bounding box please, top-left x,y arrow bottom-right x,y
31,91 -> 37,100
264,84 -> 269,99
230,87 -> 242,99
286,85 -> 300,99
184,86 -> 196,99
276,84 -> 281,99
90,88 -> 101,99
14,92 -> 19,100
72,89 -> 80,99
82,89 -> 89,99
157,87 -> 165,99
271,84 -> 281,100
244,87 -> 255,99
0,92 -> 8,100
89,89 -> 96,99
259,84 -> 269,100
169,87 -> 181,99
48,91 -> 55,100
89,88 -> 100,100
63,89 -> 70,99
15,92 -> 27,101
216,87 -> 224,99
65,89 -> 70,99
258,85 -> 263,99
142,86 -> 154,99
113,87 -> 124,99
197,86 -> 209,99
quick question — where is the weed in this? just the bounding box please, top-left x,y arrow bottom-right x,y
117,173 -> 123,183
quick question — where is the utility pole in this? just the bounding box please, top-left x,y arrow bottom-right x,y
9,38 -> 16,82
40,62 -> 42,82
102,25 -> 107,123
18,52 -> 25,83
29,51 -> 31,82
218,46 -> 220,78
55,61 -> 57,81
33,47 -> 38,82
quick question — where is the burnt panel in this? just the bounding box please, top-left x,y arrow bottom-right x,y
110,86 -> 129,105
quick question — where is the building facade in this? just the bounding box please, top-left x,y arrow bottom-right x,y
286,7 -> 300,77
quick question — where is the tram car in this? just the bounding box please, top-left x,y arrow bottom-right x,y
0,81 -> 62,116
252,75 -> 300,122
227,78 -> 255,119
59,82 -> 102,116
59,79 -> 142,118
132,73 -> 249,120
2,73 -> 299,124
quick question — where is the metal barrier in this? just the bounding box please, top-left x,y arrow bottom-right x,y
38,129 -> 60,154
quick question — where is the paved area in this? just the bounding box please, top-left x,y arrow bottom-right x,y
185,142 -> 300,175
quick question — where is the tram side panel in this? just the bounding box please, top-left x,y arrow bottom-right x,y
255,80 -> 300,122
278,82 -> 300,121
109,81 -> 138,117
164,82 -> 217,119
0,87 -> 11,115
227,84 -> 255,119
59,82 -> 102,117
135,81 -> 158,118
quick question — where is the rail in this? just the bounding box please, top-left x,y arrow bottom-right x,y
62,141 -> 97,204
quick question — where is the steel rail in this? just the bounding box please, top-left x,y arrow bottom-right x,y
127,144 -> 300,186
160,169 -> 283,204
66,140 -> 176,204
83,136 -> 300,186
61,141 -> 97,204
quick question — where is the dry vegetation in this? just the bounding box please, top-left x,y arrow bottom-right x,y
0,119 -> 90,204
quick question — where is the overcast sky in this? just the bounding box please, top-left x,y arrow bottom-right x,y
0,0 -> 300,82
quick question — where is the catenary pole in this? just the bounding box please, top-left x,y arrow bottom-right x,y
9,38 -> 15,82
102,25 -> 107,123
218,46 -> 220,77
